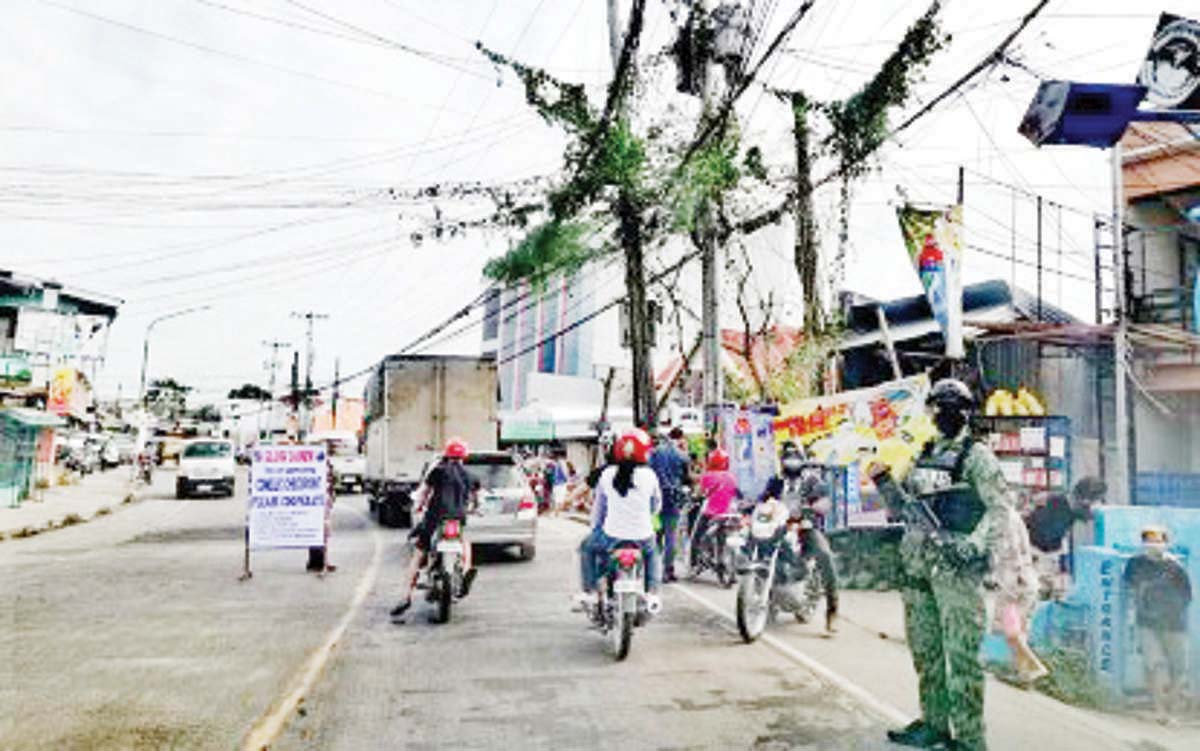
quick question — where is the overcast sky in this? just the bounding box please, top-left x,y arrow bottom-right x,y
1,0 -> 1179,405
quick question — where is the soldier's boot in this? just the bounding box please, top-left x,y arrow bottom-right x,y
887,719 -> 949,748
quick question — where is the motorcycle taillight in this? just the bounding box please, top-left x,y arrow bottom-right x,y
614,548 -> 641,569
442,520 -> 461,539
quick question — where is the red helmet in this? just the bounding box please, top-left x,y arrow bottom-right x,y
443,437 -> 469,459
706,448 -> 730,471
612,429 -> 653,464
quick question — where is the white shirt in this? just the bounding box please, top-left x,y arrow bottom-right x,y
595,465 -> 661,541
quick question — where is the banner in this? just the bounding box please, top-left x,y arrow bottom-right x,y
248,445 -> 328,549
716,407 -> 777,502
773,375 -> 937,524
1138,13 -> 1200,110
897,204 -> 964,358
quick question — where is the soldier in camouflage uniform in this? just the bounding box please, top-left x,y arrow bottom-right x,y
867,379 -> 1012,751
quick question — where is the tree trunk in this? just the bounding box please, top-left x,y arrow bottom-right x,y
619,192 -> 657,428
791,92 -> 822,334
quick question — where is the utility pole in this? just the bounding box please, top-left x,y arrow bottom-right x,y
291,311 -> 328,439
697,0 -> 726,432
289,350 -> 300,440
331,357 -> 340,432
1110,144 -> 1130,504
262,339 -> 291,439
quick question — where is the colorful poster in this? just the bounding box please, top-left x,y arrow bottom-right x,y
248,445 -> 328,549
716,407 -> 776,502
897,204 -> 964,358
46,367 -> 76,415
1138,13 -> 1200,110
773,375 -> 937,523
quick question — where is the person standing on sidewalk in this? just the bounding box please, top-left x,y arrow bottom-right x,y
1123,525 -> 1193,724
869,378 -> 1012,751
649,428 -> 690,583
988,505 -> 1046,684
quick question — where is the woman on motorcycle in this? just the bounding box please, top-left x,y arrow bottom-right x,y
577,429 -> 662,611
691,448 -> 742,550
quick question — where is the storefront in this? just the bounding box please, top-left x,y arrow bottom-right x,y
0,408 -> 64,507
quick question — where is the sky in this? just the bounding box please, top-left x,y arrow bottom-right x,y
0,0 -> 1182,406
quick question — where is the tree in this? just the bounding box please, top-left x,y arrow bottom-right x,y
145,378 -> 190,421
228,383 -> 272,401
192,404 -> 222,423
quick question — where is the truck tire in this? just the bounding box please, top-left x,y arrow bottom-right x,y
397,509 -> 413,529
520,544 -> 537,561
378,501 -> 394,527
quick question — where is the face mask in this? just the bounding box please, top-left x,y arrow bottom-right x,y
782,457 -> 804,474
933,408 -> 966,438
1144,542 -> 1167,558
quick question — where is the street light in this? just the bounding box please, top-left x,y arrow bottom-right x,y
138,305 -> 212,410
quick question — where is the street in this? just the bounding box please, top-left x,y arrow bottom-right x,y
3,471 -> 1195,750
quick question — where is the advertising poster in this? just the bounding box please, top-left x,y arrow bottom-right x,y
1138,13 -> 1200,110
248,445 -> 328,549
717,407 -> 776,502
773,375 -> 937,524
897,204 -> 965,358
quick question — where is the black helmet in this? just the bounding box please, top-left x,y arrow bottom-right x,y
780,440 -> 806,460
926,378 -> 975,410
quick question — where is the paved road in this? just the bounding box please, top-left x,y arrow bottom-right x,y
1,468 -> 378,751
276,515 -> 889,751
5,480 -> 1195,751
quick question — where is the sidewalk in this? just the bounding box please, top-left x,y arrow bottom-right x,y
0,467 -> 141,538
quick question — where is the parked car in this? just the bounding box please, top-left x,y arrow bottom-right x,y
99,438 -> 121,470
176,439 -> 236,498
415,451 -> 538,560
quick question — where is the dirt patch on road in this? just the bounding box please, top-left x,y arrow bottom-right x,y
37,704 -> 217,751
125,525 -> 244,545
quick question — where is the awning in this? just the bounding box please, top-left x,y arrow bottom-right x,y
500,402 -> 635,443
0,408 -> 66,428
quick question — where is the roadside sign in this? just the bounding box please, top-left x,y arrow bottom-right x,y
248,445 -> 328,549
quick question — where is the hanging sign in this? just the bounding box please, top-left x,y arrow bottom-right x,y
897,204 -> 965,358
1138,13 -> 1200,110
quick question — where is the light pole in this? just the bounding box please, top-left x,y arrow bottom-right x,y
138,305 -> 211,411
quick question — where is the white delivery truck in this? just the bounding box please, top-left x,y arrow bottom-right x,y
363,354 -> 499,527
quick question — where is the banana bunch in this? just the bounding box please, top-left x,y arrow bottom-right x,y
984,388 -> 1046,417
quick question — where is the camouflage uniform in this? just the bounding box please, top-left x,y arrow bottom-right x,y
876,432 -> 1012,751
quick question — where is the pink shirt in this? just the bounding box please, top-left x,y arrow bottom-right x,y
700,470 -> 739,517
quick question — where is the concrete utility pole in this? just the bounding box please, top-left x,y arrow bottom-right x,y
331,357 -> 340,432
1110,144 -> 1130,504
697,0 -> 725,431
291,311 -> 328,439
262,339 -> 291,438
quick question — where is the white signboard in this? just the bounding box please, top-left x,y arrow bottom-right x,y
248,445 -> 327,549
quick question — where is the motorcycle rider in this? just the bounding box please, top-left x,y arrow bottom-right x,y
577,429 -> 662,611
760,441 -> 839,634
868,378 -> 1011,751
390,437 -> 478,618
690,448 -> 742,557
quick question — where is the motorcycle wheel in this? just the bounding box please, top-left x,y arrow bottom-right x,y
793,565 -> 823,624
433,570 -> 453,624
612,609 -> 634,661
717,546 -> 737,589
736,573 -> 770,643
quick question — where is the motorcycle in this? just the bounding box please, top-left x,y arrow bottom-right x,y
735,503 -> 824,643
585,542 -> 655,660
684,512 -> 744,588
421,519 -> 467,624
136,453 -> 154,485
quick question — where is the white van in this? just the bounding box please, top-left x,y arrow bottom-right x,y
176,439 -> 236,498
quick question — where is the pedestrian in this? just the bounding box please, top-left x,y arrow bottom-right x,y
649,428 -> 690,583
869,378 -> 1013,751
987,505 -> 1046,684
306,440 -> 338,575
1123,525 -> 1193,724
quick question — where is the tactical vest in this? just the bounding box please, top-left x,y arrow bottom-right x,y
907,440 -> 986,535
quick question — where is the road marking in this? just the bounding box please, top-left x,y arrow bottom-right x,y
672,582 -> 910,726
241,505 -> 383,751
